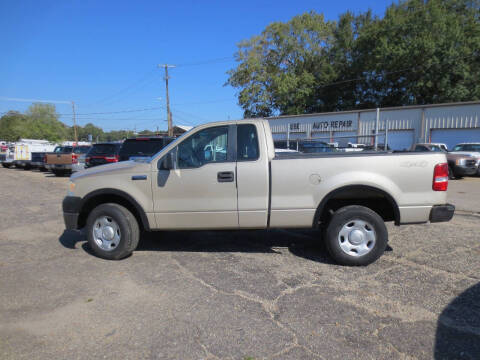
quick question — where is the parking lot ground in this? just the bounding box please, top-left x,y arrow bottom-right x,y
448,176 -> 480,213
0,167 -> 479,359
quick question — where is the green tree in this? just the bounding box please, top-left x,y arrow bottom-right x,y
24,103 -> 68,142
227,0 -> 480,117
0,111 -> 29,141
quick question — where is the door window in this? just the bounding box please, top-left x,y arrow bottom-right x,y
176,126 -> 228,168
237,124 -> 259,161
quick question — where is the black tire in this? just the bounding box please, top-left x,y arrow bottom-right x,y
86,203 -> 140,260
448,166 -> 455,180
2,163 -> 11,168
325,205 -> 388,266
52,169 -> 64,177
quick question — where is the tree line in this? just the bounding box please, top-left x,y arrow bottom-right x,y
0,103 -> 145,143
227,0 -> 480,117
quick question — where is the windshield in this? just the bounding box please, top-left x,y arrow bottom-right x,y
88,144 -> 119,155
142,130 -> 194,161
429,145 -> 445,152
452,144 -> 480,152
74,146 -> 91,154
54,146 -> 72,153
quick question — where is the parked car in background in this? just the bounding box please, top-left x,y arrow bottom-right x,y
31,152 -> 48,171
12,139 -> 57,169
45,145 -> 91,176
450,143 -> 480,175
363,144 -> 391,151
63,119 -> 454,266
85,143 -> 122,168
299,140 -> 336,153
412,143 -> 477,179
118,136 -> 175,162
0,144 -> 14,168
274,140 -> 336,153
430,143 -> 448,152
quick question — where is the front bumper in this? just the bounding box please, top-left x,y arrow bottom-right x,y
454,164 -> 477,176
62,196 -> 82,230
430,204 -> 455,223
49,163 -> 85,172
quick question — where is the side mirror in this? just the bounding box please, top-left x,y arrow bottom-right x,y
159,152 -> 174,170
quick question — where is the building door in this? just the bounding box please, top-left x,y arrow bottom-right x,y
431,128 -> 480,150
386,130 -> 414,151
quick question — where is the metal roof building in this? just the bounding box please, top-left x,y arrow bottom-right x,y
267,100 -> 480,150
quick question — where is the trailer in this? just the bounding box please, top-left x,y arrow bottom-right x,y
12,139 -> 57,169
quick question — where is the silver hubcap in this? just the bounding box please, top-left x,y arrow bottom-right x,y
338,219 -> 376,257
93,216 -> 121,251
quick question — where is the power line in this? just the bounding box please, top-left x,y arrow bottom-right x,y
176,56 -> 234,67
85,68 -> 159,106
56,106 -> 164,116
0,96 -> 71,104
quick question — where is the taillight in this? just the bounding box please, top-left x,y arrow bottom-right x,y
105,155 -> 119,163
85,157 -> 90,163
72,154 -> 78,164
433,163 -> 448,191
43,154 -> 47,163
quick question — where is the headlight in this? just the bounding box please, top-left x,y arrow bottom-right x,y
67,181 -> 76,196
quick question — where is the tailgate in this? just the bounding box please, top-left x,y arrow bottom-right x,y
46,153 -> 72,165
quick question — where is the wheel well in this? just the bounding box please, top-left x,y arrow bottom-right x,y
314,186 -> 400,227
78,193 -> 147,231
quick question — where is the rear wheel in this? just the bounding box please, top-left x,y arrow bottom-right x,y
325,205 -> 388,266
86,203 -> 140,260
2,163 -> 11,168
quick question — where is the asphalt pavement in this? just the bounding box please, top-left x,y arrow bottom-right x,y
0,167 -> 479,359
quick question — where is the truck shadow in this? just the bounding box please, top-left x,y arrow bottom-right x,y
58,228 -> 336,264
434,282 -> 480,358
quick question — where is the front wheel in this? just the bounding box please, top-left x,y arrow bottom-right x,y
448,166 -> 455,180
86,203 -> 140,260
2,163 -> 11,168
325,205 -> 388,266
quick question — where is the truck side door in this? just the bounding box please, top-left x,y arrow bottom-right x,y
236,123 -> 269,228
152,125 -> 238,229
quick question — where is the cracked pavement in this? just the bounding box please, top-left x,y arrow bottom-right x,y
0,167 -> 479,359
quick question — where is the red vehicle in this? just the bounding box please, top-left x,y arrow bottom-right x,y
85,143 -> 122,168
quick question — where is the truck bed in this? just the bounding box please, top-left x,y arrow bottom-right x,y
270,151 -> 447,227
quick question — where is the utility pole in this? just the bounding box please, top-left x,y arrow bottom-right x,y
158,64 -> 176,137
71,101 -> 78,144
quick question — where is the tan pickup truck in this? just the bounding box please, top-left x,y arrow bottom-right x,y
63,119 -> 454,265
46,145 -> 91,176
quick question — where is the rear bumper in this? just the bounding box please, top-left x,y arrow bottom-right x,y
429,204 -> 455,223
62,196 -> 82,230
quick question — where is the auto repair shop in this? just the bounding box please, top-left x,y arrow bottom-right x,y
267,100 -> 480,150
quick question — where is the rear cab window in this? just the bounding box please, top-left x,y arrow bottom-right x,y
237,124 -> 259,161
88,144 -> 121,155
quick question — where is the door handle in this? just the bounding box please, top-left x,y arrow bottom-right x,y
132,175 -> 147,180
217,171 -> 234,183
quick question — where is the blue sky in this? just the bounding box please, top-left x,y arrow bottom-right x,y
0,0 -> 393,132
